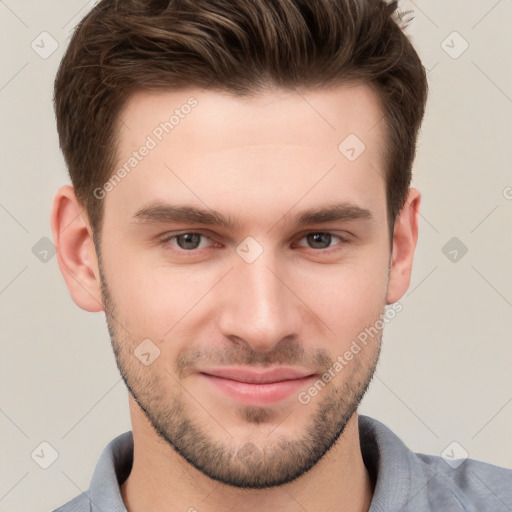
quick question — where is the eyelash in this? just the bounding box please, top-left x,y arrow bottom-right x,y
159,231 -> 350,254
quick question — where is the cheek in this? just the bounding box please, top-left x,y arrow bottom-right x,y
103,248 -> 220,337
292,254 -> 389,337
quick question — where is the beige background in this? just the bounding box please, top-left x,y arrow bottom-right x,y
0,1 -> 511,511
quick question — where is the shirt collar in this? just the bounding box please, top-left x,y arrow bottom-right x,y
87,429 -> 132,512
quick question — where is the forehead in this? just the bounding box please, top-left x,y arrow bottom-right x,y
106,84 -> 388,227
118,83 -> 385,150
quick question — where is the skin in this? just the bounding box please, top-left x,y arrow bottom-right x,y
51,84 -> 420,512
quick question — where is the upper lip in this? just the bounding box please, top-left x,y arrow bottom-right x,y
200,367 -> 315,384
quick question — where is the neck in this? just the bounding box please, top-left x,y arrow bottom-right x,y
121,400 -> 373,512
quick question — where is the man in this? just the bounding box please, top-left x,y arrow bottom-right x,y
50,0 -> 511,510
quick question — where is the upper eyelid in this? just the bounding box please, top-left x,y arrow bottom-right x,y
160,229 -> 347,239
160,231 -> 215,245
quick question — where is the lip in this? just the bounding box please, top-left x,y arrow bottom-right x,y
198,367 -> 316,406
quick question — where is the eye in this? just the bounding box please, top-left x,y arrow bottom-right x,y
160,231 -> 348,253
296,232 -> 346,250
162,232 -> 213,251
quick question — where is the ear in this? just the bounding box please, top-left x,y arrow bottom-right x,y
386,187 -> 421,305
50,185 -> 104,312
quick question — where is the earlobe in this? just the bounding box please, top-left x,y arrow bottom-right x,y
386,188 -> 421,305
50,185 -> 104,312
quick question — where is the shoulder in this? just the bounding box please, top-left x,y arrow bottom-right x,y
358,415 -> 512,511
415,452 -> 512,511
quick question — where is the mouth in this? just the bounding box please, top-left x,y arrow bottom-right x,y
198,367 -> 317,406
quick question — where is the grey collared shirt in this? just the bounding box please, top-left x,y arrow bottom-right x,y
53,415 -> 512,511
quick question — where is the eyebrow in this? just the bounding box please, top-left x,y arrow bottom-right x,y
131,202 -> 373,230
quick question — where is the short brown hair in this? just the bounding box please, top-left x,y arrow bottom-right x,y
54,0 -> 428,237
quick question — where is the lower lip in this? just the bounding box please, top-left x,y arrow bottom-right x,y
199,373 -> 316,406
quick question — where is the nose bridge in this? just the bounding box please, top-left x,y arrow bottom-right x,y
218,246 -> 298,350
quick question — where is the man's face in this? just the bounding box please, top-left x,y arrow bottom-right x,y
98,85 -> 392,488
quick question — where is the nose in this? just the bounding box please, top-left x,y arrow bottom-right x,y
217,250 -> 302,353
